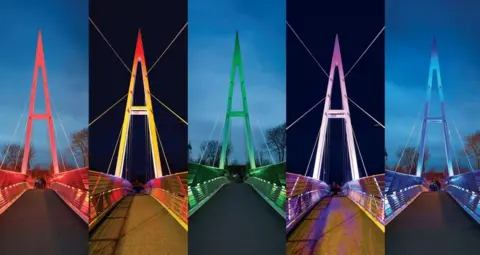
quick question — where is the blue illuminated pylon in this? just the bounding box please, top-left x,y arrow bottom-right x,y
416,37 -> 454,177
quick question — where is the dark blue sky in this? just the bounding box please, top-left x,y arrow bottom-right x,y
188,0 -> 286,164
0,1 -> 88,168
89,0 -> 187,181
287,0 -> 385,184
386,0 -> 480,172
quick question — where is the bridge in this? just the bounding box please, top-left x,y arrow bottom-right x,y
188,32 -> 286,255
285,25 -> 386,254
0,31 -> 89,255
385,38 -> 480,254
88,21 -> 188,255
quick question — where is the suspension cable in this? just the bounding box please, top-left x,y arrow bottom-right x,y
408,125 -> 423,175
347,96 -> 384,128
287,22 -> 384,134
1,98 -> 29,169
290,123 -> 321,197
90,16 -> 186,131
107,127 -> 123,175
344,26 -> 385,78
154,123 -> 172,175
307,126 -> 321,177
251,124 -> 262,166
257,119 -> 275,164
452,118 -> 475,172
212,122 -> 225,167
52,118 -> 67,171
147,22 -> 188,74
126,117 -> 132,180
145,116 -> 149,180
13,121 -> 28,171
89,17 -> 131,73
89,94 -> 127,127
342,119 -> 347,182
394,104 -> 423,172
352,127 -> 369,177
199,116 -> 220,163
286,21 -> 328,77
286,97 -> 325,131
448,119 -> 461,174
325,121 -> 330,182
150,93 -> 187,125
50,99 -> 79,169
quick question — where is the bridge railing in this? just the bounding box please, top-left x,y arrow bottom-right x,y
145,172 -> 188,228
286,173 -> 330,233
444,170 -> 480,223
247,163 -> 287,218
89,170 -> 132,230
343,174 -> 385,225
49,168 -> 89,223
384,170 -> 426,224
0,169 -> 32,215
188,163 -> 229,216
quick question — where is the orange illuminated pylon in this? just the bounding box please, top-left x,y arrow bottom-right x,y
21,31 -> 60,175
114,31 -> 163,179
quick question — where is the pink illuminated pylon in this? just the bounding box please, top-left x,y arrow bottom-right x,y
21,31 -> 60,175
312,35 -> 360,181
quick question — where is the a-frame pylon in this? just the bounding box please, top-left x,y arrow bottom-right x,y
21,31 -> 60,175
114,31 -> 163,178
415,37 -> 454,177
219,32 -> 256,170
312,35 -> 360,181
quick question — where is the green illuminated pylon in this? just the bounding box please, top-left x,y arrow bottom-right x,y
219,32 -> 256,170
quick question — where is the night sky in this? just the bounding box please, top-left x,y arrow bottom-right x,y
385,0 -> 480,172
0,1 -> 88,168
89,0 -> 187,182
188,0 -> 286,165
287,0 -> 385,184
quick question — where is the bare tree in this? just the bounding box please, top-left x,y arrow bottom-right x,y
266,123 -> 286,163
71,128 -> 88,167
254,145 -> 272,167
465,131 -> 480,169
395,146 -> 430,174
198,140 -> 232,167
188,141 -> 192,161
0,144 -> 35,171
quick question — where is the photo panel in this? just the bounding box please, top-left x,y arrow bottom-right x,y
187,0 -> 286,254
385,0 -> 480,254
88,0 -> 188,254
286,0 -> 386,254
0,1 -> 89,254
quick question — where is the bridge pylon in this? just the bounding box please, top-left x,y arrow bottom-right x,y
415,37 -> 454,177
21,30 -> 60,175
114,31 -> 163,179
312,35 -> 360,181
219,31 -> 256,170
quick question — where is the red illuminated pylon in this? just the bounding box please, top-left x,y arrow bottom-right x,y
21,30 -> 60,175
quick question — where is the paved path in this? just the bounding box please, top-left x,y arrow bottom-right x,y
386,191 -> 480,255
287,195 -> 384,255
90,194 -> 187,255
189,183 -> 286,255
0,189 -> 88,255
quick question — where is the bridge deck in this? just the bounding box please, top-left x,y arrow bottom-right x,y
189,182 -> 285,255
386,191 -> 480,254
287,195 -> 384,255
90,193 -> 187,255
0,189 -> 88,255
